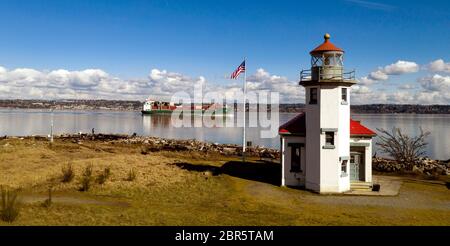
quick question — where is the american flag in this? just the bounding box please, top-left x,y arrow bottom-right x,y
230,61 -> 245,79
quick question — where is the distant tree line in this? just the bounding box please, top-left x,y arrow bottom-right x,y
350,104 -> 450,114
0,100 -> 449,114
277,103 -> 450,114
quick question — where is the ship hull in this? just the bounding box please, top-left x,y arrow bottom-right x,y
141,108 -> 230,115
141,110 -> 173,115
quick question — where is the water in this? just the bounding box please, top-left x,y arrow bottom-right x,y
0,109 -> 448,160
351,114 -> 450,160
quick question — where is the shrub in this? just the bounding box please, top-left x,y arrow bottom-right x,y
140,147 -> 149,155
376,127 -> 430,170
126,168 -> 137,181
61,162 -> 75,183
42,187 -> 52,208
1,187 -> 21,223
96,167 -> 111,184
79,164 -> 93,192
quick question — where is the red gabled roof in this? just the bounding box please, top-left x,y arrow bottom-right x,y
278,113 -> 306,136
310,34 -> 344,55
279,113 -> 376,137
350,119 -> 376,136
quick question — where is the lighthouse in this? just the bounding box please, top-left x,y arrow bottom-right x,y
279,34 -> 376,193
300,33 -> 355,193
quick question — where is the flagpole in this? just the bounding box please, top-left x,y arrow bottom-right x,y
242,57 -> 247,163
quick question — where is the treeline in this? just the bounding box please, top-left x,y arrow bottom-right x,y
0,100 -> 449,114
350,104 -> 450,114
276,104 -> 450,114
0,99 -> 142,111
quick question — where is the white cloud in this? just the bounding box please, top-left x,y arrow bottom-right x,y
352,85 -> 371,94
246,68 -> 304,102
0,64 -> 448,105
352,74 -> 450,105
414,90 -> 447,104
350,60 -> 450,104
427,59 -> 450,73
0,65 -> 303,103
382,60 -> 419,75
358,76 -> 375,85
398,84 -> 416,90
419,74 -> 450,92
0,66 -> 144,100
363,60 -> 419,83
368,70 -> 389,81
360,90 -> 446,105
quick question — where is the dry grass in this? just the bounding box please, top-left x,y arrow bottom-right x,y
61,162 -> 75,183
125,168 -> 136,182
79,164 -> 93,192
0,137 -> 449,226
96,167 -> 111,184
1,187 -> 21,222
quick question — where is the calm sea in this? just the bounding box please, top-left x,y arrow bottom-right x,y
0,109 -> 448,160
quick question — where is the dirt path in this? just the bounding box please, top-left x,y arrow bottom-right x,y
244,176 -> 450,211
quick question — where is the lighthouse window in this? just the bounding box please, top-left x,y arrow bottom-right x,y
309,88 -> 318,104
325,132 -> 334,146
341,88 -> 348,103
324,56 -> 331,66
341,160 -> 348,176
290,145 -> 301,172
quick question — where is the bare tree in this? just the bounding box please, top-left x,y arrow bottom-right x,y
376,127 -> 430,170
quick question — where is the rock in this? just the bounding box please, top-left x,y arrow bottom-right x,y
412,165 -> 423,173
50,133 -> 284,159
223,147 -> 237,155
203,170 -> 213,177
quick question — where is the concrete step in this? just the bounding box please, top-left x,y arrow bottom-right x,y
351,187 -> 372,191
351,182 -> 372,191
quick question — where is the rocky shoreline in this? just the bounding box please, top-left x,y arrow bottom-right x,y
56,133 -> 280,159
4,133 -> 449,176
373,157 -> 450,176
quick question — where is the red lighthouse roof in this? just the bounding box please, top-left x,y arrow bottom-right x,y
350,119 -> 376,137
278,113 -> 306,136
310,33 -> 344,55
279,113 -> 376,137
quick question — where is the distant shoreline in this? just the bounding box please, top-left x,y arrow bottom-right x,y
0,99 -> 449,114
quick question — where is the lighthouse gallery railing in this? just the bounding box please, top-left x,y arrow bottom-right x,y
300,67 -> 355,82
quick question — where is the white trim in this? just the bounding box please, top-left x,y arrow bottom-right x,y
281,137 -> 285,186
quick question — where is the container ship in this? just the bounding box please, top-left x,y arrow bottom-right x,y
141,99 -> 230,115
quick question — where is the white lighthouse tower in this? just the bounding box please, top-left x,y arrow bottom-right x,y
279,34 -> 375,193
300,33 -> 356,193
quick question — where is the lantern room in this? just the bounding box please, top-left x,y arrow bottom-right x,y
300,34 -> 355,83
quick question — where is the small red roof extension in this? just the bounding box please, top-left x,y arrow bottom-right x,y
279,113 -> 376,137
278,113 -> 306,136
350,119 -> 376,136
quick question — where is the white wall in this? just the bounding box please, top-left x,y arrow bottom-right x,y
301,84 -> 357,193
281,136 -> 306,187
338,86 -> 351,192
305,87 -> 321,192
318,85 -> 350,193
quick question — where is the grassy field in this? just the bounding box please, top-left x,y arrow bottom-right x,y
0,137 -> 449,225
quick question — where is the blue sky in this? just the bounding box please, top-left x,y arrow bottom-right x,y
0,0 -> 449,104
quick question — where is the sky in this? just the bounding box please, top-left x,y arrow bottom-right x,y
0,0 -> 449,104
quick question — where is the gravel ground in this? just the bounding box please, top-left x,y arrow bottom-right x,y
245,176 -> 450,211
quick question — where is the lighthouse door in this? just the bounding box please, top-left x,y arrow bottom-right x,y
350,153 -> 361,181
